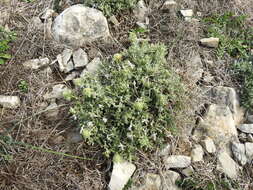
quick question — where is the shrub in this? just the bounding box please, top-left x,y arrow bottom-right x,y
68,33 -> 186,159
203,12 -> 253,58
84,0 -> 138,16
0,26 -> 16,65
204,13 -> 253,109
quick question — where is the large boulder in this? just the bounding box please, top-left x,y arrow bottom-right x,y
193,104 -> 238,153
52,4 -> 110,47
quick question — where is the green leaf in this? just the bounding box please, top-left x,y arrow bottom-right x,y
0,53 -> 11,59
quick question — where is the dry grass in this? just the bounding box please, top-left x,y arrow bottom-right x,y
0,0 -> 253,189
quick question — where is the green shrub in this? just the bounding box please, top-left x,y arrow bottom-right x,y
0,26 -> 16,65
233,58 -> 253,109
203,12 -> 253,57
204,13 -> 253,109
84,0 -> 137,16
68,33 -> 186,159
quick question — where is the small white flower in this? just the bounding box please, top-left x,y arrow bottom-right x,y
102,118 -> 108,123
87,121 -> 93,127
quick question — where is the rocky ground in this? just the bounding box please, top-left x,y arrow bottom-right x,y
0,0 -> 253,189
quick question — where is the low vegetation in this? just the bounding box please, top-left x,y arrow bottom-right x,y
84,0 -> 138,16
0,26 -> 16,65
68,32 -> 187,159
204,12 -> 253,109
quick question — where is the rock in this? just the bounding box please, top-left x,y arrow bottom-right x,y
158,144 -> 171,157
81,57 -> 102,77
57,49 -> 74,73
191,144 -> 204,162
186,54 -> 203,83
247,134 -> 253,142
109,15 -> 120,26
138,173 -> 161,190
109,160 -> 136,190
193,104 -> 238,152
164,155 -> 191,169
201,137 -> 216,153
43,84 -> 69,100
238,132 -> 247,142
162,0 -> 177,10
245,142 -> 253,162
0,95 -> 21,109
133,0 -> 149,22
211,86 -> 244,125
200,37 -> 219,48
65,71 -> 79,81
247,115 -> 253,123
180,9 -> 193,18
40,9 -> 55,21
67,131 -> 83,143
44,101 -> 59,119
162,171 -> 181,190
231,142 -> 247,166
23,58 -> 50,70
238,124 -> 253,134
182,166 -> 194,177
73,48 -> 88,68
217,151 -> 239,179
52,4 -> 110,47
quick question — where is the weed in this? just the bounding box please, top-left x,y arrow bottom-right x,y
68,32 -> 187,159
176,177 -> 240,190
203,12 -> 252,58
0,26 -> 16,65
84,0 -> 138,16
204,12 -> 253,109
18,80 -> 29,93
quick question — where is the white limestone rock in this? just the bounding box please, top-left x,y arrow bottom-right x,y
0,95 -> 21,109
52,4 -> 110,47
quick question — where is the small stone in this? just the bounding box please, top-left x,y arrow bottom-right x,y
238,124 -> 253,134
140,173 -> 161,190
164,155 -> 191,169
109,160 -> 136,190
162,171 -> 181,190
245,142 -> 253,162
133,0 -> 149,22
217,151 -> 239,179
65,71 -> 79,81
247,115 -> 253,123
81,57 -> 102,77
44,101 -> 59,119
201,137 -> 216,153
162,0 -> 177,10
238,132 -> 247,142
0,95 -> 21,109
67,131 -> 83,143
52,135 -> 64,144
231,142 -> 247,166
43,84 -> 69,100
158,144 -> 171,157
109,15 -> 120,26
40,9 -> 55,21
247,134 -> 253,142
182,166 -> 194,177
73,48 -> 88,68
191,144 -> 204,162
180,9 -> 194,17
57,49 -> 74,73
200,37 -> 219,48
23,58 -> 50,70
